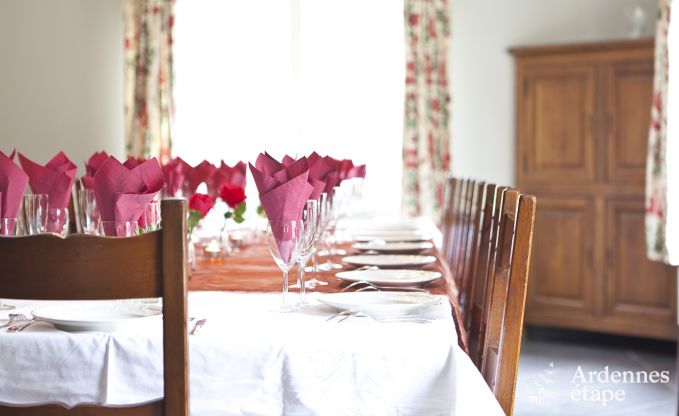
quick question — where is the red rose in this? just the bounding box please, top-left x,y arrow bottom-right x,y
189,193 -> 214,218
220,183 -> 247,208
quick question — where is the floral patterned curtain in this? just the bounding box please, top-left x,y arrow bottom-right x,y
646,0 -> 675,264
124,0 -> 175,163
401,0 -> 451,220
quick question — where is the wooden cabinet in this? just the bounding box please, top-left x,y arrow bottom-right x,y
512,40 -> 677,340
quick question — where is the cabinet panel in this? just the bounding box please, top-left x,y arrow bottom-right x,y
605,198 -> 676,325
526,195 -> 596,317
520,66 -> 596,183
605,62 -> 654,183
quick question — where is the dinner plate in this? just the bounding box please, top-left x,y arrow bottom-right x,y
342,254 -> 437,268
318,291 -> 440,318
32,302 -> 162,332
354,233 -> 432,242
351,241 -> 434,254
335,269 -> 441,286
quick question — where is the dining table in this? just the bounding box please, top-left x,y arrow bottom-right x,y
0,217 -> 505,416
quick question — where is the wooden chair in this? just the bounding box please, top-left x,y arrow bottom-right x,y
440,175 -> 458,256
0,198 -> 189,416
457,181 -> 485,314
466,185 -> 506,364
480,192 -> 537,416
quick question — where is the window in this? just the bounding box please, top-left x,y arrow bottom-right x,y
173,0 -> 405,213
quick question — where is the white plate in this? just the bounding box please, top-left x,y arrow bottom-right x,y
351,241 -> 434,254
318,291 -> 439,318
335,269 -> 441,286
342,254 -> 437,268
354,233 -> 432,242
32,302 -> 162,332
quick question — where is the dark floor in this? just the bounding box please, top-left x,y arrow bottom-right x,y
514,327 -> 677,416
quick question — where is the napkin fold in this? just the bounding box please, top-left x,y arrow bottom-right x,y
18,152 -> 77,209
162,157 -> 189,196
185,160 -> 217,195
281,155 -> 296,167
250,153 -> 314,262
92,156 -> 163,236
208,161 -> 247,196
0,151 -> 29,219
82,151 -> 110,190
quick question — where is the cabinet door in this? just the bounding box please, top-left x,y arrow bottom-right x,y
605,61 -> 654,184
519,66 -> 597,183
526,195 -> 596,319
604,198 -> 676,335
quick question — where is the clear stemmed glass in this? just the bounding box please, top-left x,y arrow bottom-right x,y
266,220 -> 304,312
78,189 -> 100,235
23,194 -> 48,235
99,221 -> 139,237
319,189 -> 344,271
0,217 -> 21,310
46,208 -> 69,237
143,200 -> 162,232
305,192 -> 329,287
292,200 -> 318,306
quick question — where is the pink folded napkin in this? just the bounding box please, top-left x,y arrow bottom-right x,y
18,152 -> 77,209
208,161 -> 247,196
123,156 -> 147,169
185,160 -> 217,195
82,151 -> 110,190
281,155 -> 296,167
162,157 -> 189,196
0,151 -> 29,219
347,164 -> 366,178
250,153 -> 314,262
92,156 -> 164,236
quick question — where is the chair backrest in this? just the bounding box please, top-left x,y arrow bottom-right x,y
457,181 -> 485,313
0,198 -> 189,416
467,185 -> 506,364
480,193 -> 537,416
441,176 -> 458,256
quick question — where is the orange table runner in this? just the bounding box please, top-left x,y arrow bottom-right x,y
188,242 -> 468,351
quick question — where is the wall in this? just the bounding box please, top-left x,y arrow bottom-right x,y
451,0 -> 657,186
0,0 -> 124,169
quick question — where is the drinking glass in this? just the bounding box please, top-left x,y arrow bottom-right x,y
305,192 -> 329,287
291,200 -> 317,305
23,194 -> 48,235
0,218 -> 19,237
143,201 -> 162,232
0,218 -> 20,310
319,190 -> 343,271
266,220 -> 304,312
99,221 -> 139,237
78,189 -> 100,235
46,208 -> 69,237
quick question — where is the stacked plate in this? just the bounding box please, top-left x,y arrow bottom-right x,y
318,291 -> 439,319
351,241 -> 434,254
32,301 -> 161,332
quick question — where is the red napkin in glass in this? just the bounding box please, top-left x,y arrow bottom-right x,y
82,151 -> 109,190
347,164 -> 366,178
162,157 -> 188,196
281,155 -> 296,167
18,152 -> 77,209
123,156 -> 147,169
185,160 -> 217,195
256,152 -> 283,175
208,161 -> 247,196
92,156 -> 164,236
250,154 -> 313,262
0,151 -> 29,219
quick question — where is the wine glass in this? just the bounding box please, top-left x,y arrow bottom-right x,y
143,200 -> 162,232
319,189 -> 343,271
99,221 -> 139,237
78,189 -> 100,235
46,208 -> 69,237
0,217 -> 20,310
291,200 -> 318,306
23,194 -> 48,235
266,220 -> 304,312
305,192 -> 329,287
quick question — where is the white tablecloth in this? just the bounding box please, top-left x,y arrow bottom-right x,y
0,292 -> 503,416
